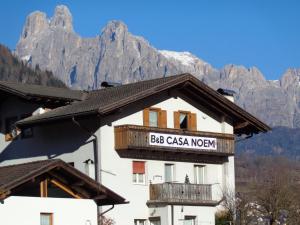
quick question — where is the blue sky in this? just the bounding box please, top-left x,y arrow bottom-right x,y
0,0 -> 299,80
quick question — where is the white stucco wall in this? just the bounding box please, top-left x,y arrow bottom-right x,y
0,95 -> 235,225
99,97 -> 234,225
0,196 -> 97,225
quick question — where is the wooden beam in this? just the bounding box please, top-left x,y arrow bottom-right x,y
93,194 -> 107,200
50,179 -> 82,199
234,121 -> 249,130
0,190 -> 11,200
40,179 -> 48,197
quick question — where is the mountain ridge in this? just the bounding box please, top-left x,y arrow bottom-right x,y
15,5 -> 300,130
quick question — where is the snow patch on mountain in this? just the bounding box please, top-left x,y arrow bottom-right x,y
159,50 -> 199,66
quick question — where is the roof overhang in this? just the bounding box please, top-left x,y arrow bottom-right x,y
0,160 -> 127,206
15,74 -> 271,135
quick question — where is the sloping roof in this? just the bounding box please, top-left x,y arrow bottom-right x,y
16,74 -> 271,134
0,159 -> 126,205
0,80 -> 84,101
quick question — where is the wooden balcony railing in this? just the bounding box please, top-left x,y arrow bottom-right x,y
147,183 -> 219,206
114,125 -> 234,162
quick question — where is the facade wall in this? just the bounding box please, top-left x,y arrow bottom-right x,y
0,96 -> 235,225
0,196 -> 97,225
100,97 -> 234,224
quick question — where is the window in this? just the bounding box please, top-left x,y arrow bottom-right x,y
134,219 -> 146,225
20,114 -> 33,139
149,217 -> 161,225
174,111 -> 197,131
5,116 -> 18,141
194,165 -> 206,184
183,216 -> 196,225
40,213 -> 53,225
143,108 -> 167,128
180,112 -> 188,129
132,161 -> 146,184
149,110 -> 159,127
165,164 -> 174,182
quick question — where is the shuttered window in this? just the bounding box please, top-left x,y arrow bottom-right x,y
132,161 -> 146,184
143,108 -> 167,128
133,161 -> 145,173
174,111 -> 197,131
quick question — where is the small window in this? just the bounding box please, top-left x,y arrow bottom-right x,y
132,161 -> 146,184
143,108 -> 167,128
165,164 -> 174,182
20,114 -> 33,139
180,112 -> 188,129
134,219 -> 146,225
149,217 -> 161,225
194,165 -> 206,184
149,110 -> 159,127
183,216 -> 196,225
174,111 -> 197,131
40,213 -> 53,225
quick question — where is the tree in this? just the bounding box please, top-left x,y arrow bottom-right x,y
98,216 -> 115,225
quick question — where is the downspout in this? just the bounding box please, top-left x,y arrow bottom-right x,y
72,117 -> 100,183
99,205 -> 114,216
171,205 -> 174,225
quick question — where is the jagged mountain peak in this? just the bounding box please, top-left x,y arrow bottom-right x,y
14,5 -> 300,129
50,5 -> 73,32
21,11 -> 48,39
280,68 -> 300,89
102,20 -> 128,33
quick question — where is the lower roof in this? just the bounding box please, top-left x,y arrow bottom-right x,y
0,159 -> 127,206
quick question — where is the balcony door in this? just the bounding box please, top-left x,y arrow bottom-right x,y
194,165 -> 206,184
164,164 -> 174,182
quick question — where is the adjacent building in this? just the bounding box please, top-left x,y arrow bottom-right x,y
0,74 -> 270,225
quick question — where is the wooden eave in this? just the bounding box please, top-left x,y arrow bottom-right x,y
0,160 -> 126,206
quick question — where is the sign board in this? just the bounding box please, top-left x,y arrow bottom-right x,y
149,132 -> 217,151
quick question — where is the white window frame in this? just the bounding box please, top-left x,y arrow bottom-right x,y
183,216 -> 197,225
134,219 -> 146,225
194,165 -> 206,184
164,164 -> 175,182
132,172 -> 146,185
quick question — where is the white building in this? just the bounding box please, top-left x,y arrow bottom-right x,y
0,159 -> 126,225
0,74 -> 270,225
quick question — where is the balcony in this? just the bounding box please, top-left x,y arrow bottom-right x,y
114,125 -> 234,163
147,183 -> 220,206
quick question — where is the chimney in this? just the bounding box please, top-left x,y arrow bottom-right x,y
101,81 -> 122,88
217,88 -> 236,102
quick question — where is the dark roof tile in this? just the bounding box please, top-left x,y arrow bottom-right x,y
0,81 -> 84,101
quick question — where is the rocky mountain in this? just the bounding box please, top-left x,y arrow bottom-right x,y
15,5 -> 300,130
0,44 -> 65,87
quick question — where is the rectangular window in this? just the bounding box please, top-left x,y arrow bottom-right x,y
165,164 -> 174,182
149,110 -> 159,127
180,112 -> 188,129
40,213 -> 53,225
143,108 -> 167,128
149,217 -> 161,225
20,114 -> 33,139
194,165 -> 205,184
134,219 -> 146,225
174,111 -> 197,131
183,216 -> 196,225
132,161 -> 146,184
